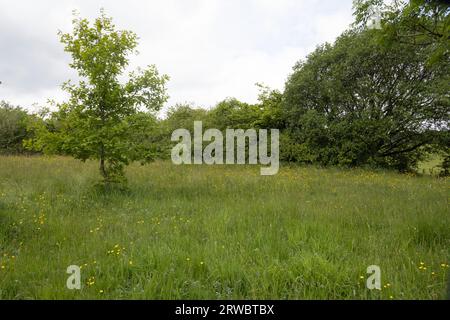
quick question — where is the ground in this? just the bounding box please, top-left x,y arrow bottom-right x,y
0,156 -> 448,299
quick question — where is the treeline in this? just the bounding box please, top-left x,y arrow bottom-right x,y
1,0 -> 449,173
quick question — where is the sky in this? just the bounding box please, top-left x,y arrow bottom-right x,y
0,0 -> 354,115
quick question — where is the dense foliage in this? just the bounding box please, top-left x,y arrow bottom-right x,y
0,101 -> 34,154
283,30 -> 449,170
1,2 -> 448,179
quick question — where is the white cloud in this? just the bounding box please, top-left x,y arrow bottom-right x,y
0,0 -> 354,113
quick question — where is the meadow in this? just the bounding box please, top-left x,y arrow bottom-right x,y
0,156 -> 448,299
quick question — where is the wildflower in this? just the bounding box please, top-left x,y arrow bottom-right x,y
200,261 -> 204,265
129,260 -> 133,265
389,296 -> 394,299
87,276 -> 95,286
99,290 -> 104,293
186,258 -> 190,262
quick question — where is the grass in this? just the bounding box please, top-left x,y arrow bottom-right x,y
417,154 -> 444,176
0,156 -> 448,299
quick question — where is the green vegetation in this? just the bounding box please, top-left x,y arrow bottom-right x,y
354,0 -> 449,65
25,11 -> 169,185
0,2 -> 448,300
418,154 -> 444,175
283,29 -> 448,170
0,3 -> 446,178
0,101 -> 32,155
0,156 -> 448,299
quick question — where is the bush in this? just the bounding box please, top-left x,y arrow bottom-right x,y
0,101 -> 33,154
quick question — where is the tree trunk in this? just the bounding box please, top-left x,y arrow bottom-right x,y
99,144 -> 107,180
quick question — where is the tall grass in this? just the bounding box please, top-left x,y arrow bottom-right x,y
0,156 -> 448,299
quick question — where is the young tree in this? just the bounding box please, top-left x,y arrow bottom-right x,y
27,11 -> 169,184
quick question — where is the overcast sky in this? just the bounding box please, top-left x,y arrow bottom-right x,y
0,0 -> 354,114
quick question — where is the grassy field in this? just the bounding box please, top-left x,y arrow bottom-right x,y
0,156 -> 448,299
417,154 -> 444,176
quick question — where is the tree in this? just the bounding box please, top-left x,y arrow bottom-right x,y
208,98 -> 262,130
283,29 -> 449,170
26,11 -> 169,184
353,0 -> 449,64
0,101 -> 31,154
254,83 -> 285,130
165,103 -> 210,132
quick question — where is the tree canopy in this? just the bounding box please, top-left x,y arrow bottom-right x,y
283,29 -> 449,170
26,11 -> 169,184
353,0 -> 450,64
